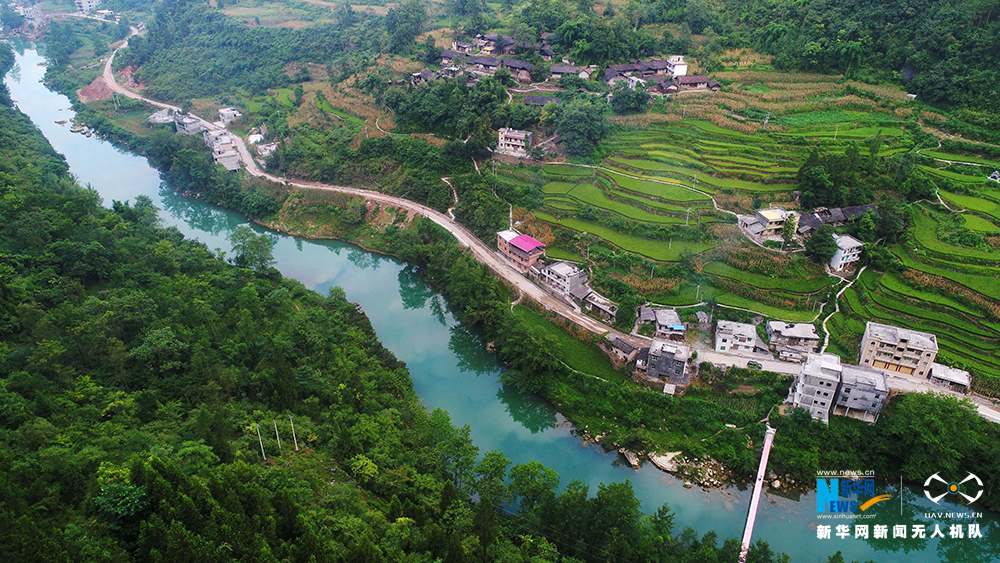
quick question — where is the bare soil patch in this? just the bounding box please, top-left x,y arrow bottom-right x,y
77,75 -> 113,103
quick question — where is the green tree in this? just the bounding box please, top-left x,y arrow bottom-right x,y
610,82 -> 650,114
229,225 -> 276,271
555,98 -> 608,156
804,224 -> 838,263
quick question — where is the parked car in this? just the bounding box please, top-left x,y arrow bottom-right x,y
746,361 -> 763,370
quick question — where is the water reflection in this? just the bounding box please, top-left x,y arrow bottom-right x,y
347,246 -> 381,271
448,324 -> 494,377
858,486 -> 931,554
398,265 -> 435,310
158,184 -> 242,236
496,383 -> 558,434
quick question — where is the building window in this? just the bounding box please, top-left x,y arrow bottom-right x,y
844,388 -> 851,393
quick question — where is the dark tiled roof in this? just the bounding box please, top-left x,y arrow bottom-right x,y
640,60 -> 670,70
612,337 -> 637,354
469,56 -> 500,67
676,75 -> 710,84
503,59 -> 535,71
524,96 -> 559,106
609,63 -> 640,72
550,65 -> 584,74
441,50 -> 467,60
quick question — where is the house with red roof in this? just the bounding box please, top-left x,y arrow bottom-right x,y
497,230 -> 546,272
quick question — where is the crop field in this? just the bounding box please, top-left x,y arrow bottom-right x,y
910,207 -> 998,262
939,191 -> 1000,222
962,214 -> 1000,233
532,211 -> 714,261
702,261 -> 837,293
921,151 -> 1000,169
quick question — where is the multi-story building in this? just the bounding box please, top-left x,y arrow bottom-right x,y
715,320 -> 765,354
174,114 -> 204,135
755,208 -> 789,236
654,308 -> 685,340
646,339 -> 691,385
834,364 -> 889,422
75,0 -> 100,13
539,262 -> 587,294
497,230 -> 545,273
219,107 -> 242,125
859,322 -> 938,377
497,128 -> 532,157
830,234 -> 864,272
766,321 -> 821,362
666,55 -> 688,77
789,353 -> 843,423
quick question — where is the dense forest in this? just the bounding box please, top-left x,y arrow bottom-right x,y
1,44 -> 816,563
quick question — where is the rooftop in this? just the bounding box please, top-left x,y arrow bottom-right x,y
864,322 -> 938,351
606,335 -> 637,354
767,321 -> 819,340
930,362 -> 971,386
801,352 -> 844,380
497,229 -> 519,242
676,74 -> 710,84
550,65 -> 585,73
716,320 -> 757,339
524,96 -> 559,106
654,309 -> 683,328
570,285 -> 592,300
650,338 -> 690,362
834,233 -> 864,250
757,208 -> 786,221
510,234 -> 545,252
546,261 -> 582,277
840,364 -> 889,392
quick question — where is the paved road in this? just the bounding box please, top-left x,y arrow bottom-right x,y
99,40 -> 1000,424
101,37 -> 637,344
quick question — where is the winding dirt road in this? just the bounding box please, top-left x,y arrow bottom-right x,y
101,34 -> 636,343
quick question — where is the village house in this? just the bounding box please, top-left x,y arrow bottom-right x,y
766,321 -> 820,362
673,75 -> 710,90
739,208 -> 797,239
479,33 -> 516,55
411,69 -> 439,86
539,44 -> 556,61
451,41 -> 474,53
715,320 -> 767,354
796,204 -> 878,236
174,114 -> 205,135
585,292 -> 618,322
497,128 -> 532,157
645,339 -> 691,385
606,335 -> 638,363
789,353 -> 889,424
524,96 -> 559,106
538,261 -> 587,295
549,65 -> 591,80
467,55 -> 501,73
502,59 -> 535,83
834,364 -> 889,423
789,353 -> 842,423
75,0 -> 100,13
203,129 -> 241,172
830,233 -> 864,272
219,107 -> 242,125
654,308 -> 685,340
928,363 -> 971,394
665,55 -> 688,76
440,49 -> 467,65
497,230 -> 545,273
859,322 -> 938,376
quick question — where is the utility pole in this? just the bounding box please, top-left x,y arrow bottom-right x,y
255,423 -> 266,460
273,419 -> 282,452
650,263 -> 654,279
290,415 -> 299,450
834,126 -> 839,140
763,111 -> 770,127
686,208 -> 691,226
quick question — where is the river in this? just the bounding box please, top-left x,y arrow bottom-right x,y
6,44 -> 998,563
